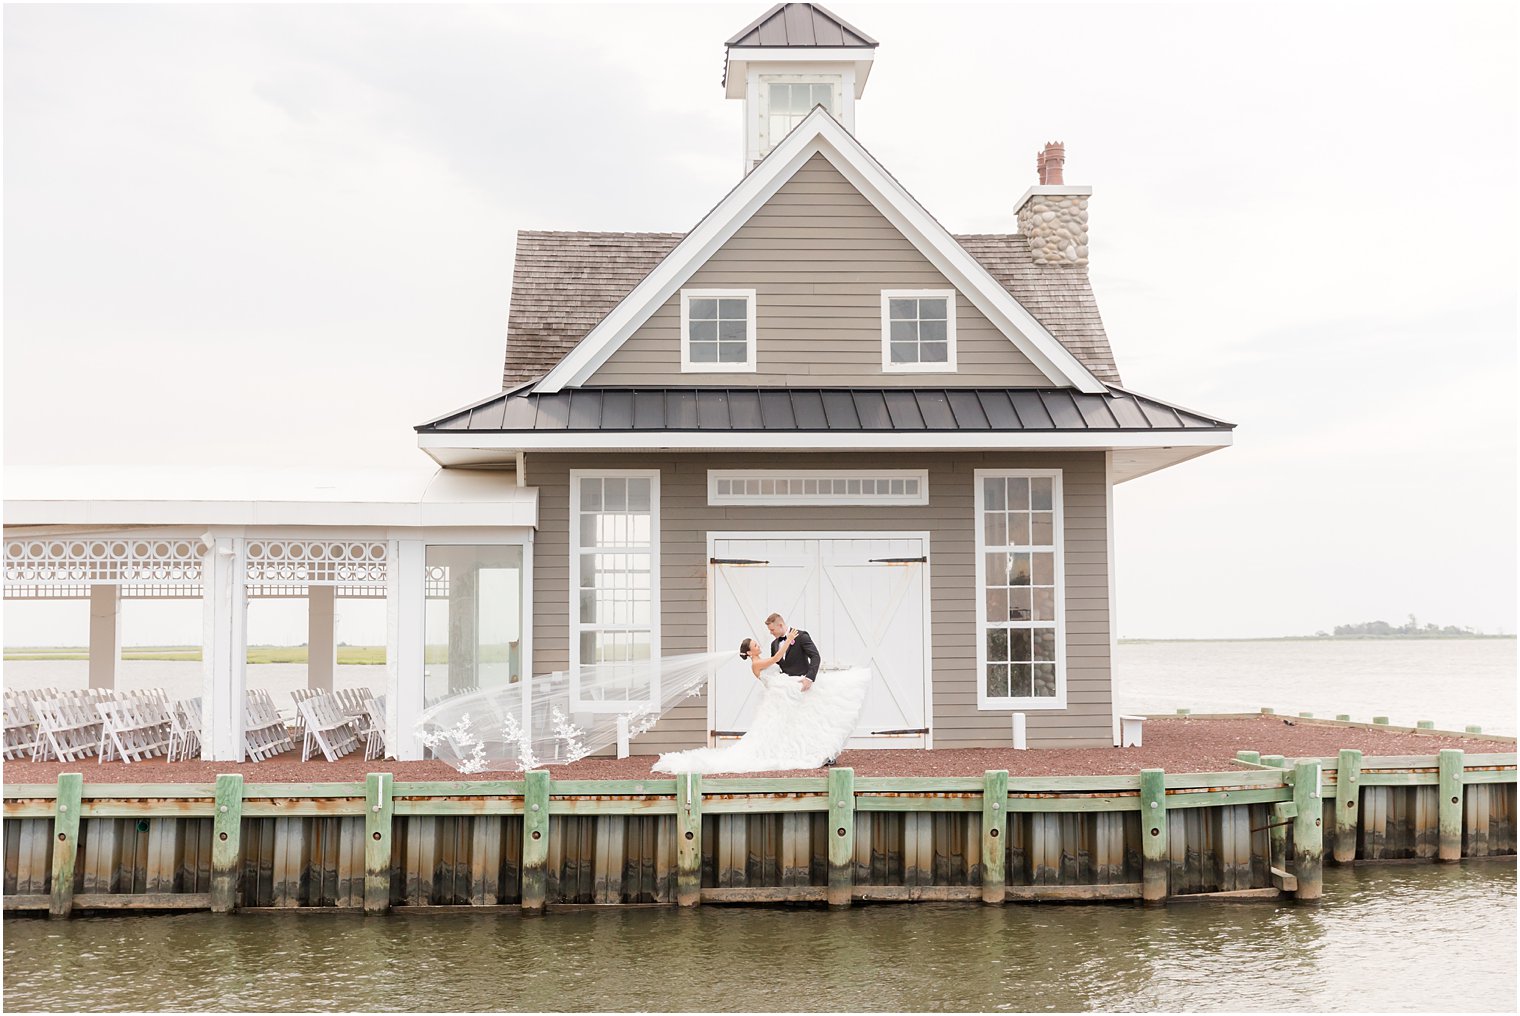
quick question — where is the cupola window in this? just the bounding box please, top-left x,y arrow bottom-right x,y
767,81 -> 835,142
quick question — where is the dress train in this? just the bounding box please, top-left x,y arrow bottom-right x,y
652,667 -> 871,774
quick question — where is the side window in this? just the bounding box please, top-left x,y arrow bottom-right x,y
881,290 -> 957,372
680,289 -> 756,372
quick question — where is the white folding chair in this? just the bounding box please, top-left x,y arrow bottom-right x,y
168,697 -> 203,762
297,692 -> 361,762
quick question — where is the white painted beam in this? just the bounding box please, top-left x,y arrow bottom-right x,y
386,539 -> 426,761
201,536 -> 247,761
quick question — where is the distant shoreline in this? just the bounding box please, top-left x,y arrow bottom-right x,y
1118,635 -> 1516,644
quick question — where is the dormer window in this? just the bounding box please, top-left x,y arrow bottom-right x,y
881,290 -> 957,373
680,289 -> 756,372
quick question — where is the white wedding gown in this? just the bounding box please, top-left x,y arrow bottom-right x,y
652,666 -> 871,774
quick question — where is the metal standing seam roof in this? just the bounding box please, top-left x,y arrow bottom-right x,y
725,3 -> 878,48
418,386 -> 1234,435
500,231 -> 1122,389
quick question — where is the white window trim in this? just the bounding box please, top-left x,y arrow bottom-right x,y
568,469 -> 661,712
757,73 -> 843,154
881,289 -> 958,374
679,288 -> 757,373
707,469 -> 930,506
973,468 -> 1066,710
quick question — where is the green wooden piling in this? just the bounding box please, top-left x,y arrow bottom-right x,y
1332,750 -> 1361,864
1139,769 -> 1167,904
1417,720 -> 1435,730
827,768 -> 855,908
1175,708 -> 1191,716
211,774 -> 244,913
676,772 -> 702,907
48,773 -> 82,918
1292,761 -> 1323,902
981,769 -> 1009,905
364,772 -> 394,913
521,770 -> 550,912
1373,717 -> 1389,725
1465,725 -> 1483,734
1260,707 -> 1275,715
1336,714 -> 1351,722
1299,712 -> 1314,719
1262,755 -> 1288,872
1236,751 -> 1261,766
1437,749 -> 1464,862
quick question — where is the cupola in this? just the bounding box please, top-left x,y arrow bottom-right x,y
724,3 -> 877,171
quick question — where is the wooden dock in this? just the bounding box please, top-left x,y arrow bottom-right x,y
4,747 -> 1514,915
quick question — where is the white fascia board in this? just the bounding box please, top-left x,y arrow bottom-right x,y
2,495 -> 538,530
725,48 -> 875,98
535,134 -> 825,393
418,430 -> 1231,453
536,108 -> 1106,395
816,132 -> 1103,393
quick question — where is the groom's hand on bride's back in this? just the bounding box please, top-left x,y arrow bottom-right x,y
799,677 -> 813,692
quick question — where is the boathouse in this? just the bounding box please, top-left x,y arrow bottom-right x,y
413,3 -> 1234,756
4,3 -> 1234,762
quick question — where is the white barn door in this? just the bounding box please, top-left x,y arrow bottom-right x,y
711,534 -> 929,749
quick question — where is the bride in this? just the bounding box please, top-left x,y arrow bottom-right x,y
652,631 -> 871,775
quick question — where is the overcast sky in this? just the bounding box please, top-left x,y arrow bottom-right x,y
4,2 -> 1516,644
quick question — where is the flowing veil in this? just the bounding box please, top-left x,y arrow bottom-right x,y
415,652 -> 728,772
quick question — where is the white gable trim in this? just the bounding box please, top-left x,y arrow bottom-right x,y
534,108 -> 1107,396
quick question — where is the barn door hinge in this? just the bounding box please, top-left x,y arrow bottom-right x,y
710,557 -> 769,565
711,730 -> 747,737
868,556 -> 927,564
871,727 -> 930,735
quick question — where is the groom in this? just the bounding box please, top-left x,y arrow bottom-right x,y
765,613 -> 836,767
766,612 -> 821,690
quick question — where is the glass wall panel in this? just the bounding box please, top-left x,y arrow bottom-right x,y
423,545 -> 524,705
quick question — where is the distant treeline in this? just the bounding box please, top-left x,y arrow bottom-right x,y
1321,617 -> 1503,638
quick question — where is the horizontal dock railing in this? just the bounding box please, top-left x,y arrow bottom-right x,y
4,750 -> 1514,916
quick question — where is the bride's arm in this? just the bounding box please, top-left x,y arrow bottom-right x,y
750,636 -> 796,675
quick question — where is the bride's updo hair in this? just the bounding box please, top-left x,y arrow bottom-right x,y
738,637 -> 756,660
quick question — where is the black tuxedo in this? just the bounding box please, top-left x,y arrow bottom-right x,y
771,628 -> 821,681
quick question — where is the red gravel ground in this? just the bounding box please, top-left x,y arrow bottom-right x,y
3,715 -> 1511,785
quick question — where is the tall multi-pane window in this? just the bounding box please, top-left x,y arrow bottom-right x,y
975,470 -> 1064,707
571,471 -> 659,709
681,290 -> 756,371
767,81 -> 834,142
881,290 -> 956,371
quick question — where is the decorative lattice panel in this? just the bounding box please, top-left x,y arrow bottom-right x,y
244,540 -> 387,591
425,565 -> 449,599
4,537 -> 206,598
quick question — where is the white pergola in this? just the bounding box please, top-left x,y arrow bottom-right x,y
4,466 -> 537,761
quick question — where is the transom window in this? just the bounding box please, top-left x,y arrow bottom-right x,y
681,289 -> 756,372
975,470 -> 1065,709
767,81 -> 834,142
570,471 -> 660,709
881,290 -> 957,372
708,470 -> 929,506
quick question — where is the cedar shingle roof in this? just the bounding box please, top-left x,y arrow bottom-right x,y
500,231 -> 1122,388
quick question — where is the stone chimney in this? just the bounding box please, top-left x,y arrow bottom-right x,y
1016,141 -> 1091,266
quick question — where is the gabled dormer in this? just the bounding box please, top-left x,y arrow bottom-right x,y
725,3 -> 877,171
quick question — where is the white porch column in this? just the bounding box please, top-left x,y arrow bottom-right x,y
386,539 -> 426,760
202,535 -> 248,761
87,584 -> 122,690
307,585 -> 337,693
